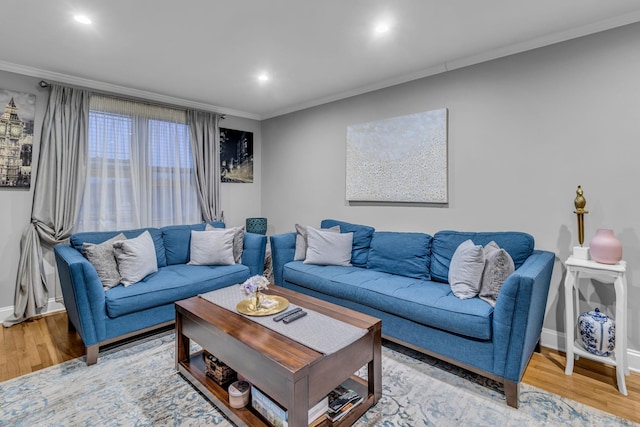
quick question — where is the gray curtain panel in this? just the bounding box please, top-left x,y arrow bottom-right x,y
3,85 -> 90,327
187,110 -> 222,222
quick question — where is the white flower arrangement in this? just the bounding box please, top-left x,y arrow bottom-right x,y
240,275 -> 269,295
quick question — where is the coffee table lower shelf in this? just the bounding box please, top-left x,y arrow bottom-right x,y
177,352 -> 374,427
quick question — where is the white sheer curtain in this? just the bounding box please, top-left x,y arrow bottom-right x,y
76,96 -> 202,231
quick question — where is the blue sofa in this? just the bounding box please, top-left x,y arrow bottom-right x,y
270,219 -> 555,408
54,222 -> 267,365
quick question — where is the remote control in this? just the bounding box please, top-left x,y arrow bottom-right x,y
283,310 -> 307,324
273,307 -> 302,322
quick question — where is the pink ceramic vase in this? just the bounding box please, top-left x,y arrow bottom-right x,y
589,229 -> 622,264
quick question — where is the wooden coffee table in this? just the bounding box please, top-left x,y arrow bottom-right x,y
175,285 -> 382,427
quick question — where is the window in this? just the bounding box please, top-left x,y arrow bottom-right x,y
76,96 -> 201,231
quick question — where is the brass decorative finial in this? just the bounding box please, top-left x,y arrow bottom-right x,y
573,185 -> 589,246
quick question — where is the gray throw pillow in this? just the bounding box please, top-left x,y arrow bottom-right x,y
304,227 -> 353,266
449,239 -> 485,299
479,241 -> 515,307
82,233 -> 127,290
294,224 -> 340,261
206,224 -> 244,263
188,228 -> 235,266
113,231 -> 159,286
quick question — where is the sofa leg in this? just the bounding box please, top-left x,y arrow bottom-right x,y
86,345 -> 99,366
504,380 -> 519,408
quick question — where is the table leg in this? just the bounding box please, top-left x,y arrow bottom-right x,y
621,274 -> 630,376
289,377 -> 309,427
175,311 -> 190,370
614,275 -> 628,395
574,270 -> 582,361
368,328 -> 382,403
564,268 -> 576,375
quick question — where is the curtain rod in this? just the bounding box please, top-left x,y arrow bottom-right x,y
37,80 -> 226,119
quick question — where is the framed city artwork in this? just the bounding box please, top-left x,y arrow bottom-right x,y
0,88 -> 36,188
346,108 -> 448,203
220,128 -> 254,183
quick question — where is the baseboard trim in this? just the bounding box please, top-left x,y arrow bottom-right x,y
540,327 -> 640,373
0,298 -> 66,323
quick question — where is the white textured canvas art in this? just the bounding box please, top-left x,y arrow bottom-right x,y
346,108 -> 448,203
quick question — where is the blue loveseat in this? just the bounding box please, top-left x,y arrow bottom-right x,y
54,222 -> 267,365
270,219 -> 555,408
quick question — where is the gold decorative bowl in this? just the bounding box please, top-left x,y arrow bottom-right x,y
236,295 -> 289,316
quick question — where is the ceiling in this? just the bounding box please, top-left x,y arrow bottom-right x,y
2,1 -> 640,120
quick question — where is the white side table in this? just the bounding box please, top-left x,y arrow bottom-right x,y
563,256 -> 629,395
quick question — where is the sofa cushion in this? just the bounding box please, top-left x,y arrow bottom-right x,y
81,233 -> 127,290
430,230 -> 534,283
366,231 -> 432,280
283,262 -> 493,340
320,219 -> 375,268
449,240 -> 485,299
479,241 -> 515,307
294,224 -> 340,261
162,222 -> 224,265
71,227 -> 167,268
188,229 -> 236,266
113,231 -> 159,286
206,224 -> 244,263
105,263 -> 250,318
304,228 -> 353,266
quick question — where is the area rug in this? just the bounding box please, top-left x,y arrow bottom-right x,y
0,331 -> 635,427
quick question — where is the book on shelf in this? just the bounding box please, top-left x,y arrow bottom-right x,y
308,396 -> 328,425
252,386 -> 288,427
308,413 -> 326,427
251,385 -> 329,427
326,385 -> 363,423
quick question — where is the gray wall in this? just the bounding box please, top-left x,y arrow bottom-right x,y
262,23 -> 640,357
0,70 -> 262,314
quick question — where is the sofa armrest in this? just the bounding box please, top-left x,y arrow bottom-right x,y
241,232 -> 268,276
492,250 -> 555,382
269,232 -> 296,285
54,244 -> 108,346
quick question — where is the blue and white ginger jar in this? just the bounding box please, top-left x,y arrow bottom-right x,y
578,308 -> 615,357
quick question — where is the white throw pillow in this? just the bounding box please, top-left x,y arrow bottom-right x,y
294,224 -> 340,261
479,241 -> 515,307
304,227 -> 353,266
113,231 -> 158,286
82,233 -> 127,290
188,228 -> 236,266
205,224 -> 244,263
449,239 -> 485,299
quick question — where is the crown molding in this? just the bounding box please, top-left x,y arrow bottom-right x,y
261,64 -> 449,120
444,9 -> 640,72
261,10 -> 640,120
0,60 -> 261,121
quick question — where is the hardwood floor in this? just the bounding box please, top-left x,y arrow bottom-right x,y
1,312 -> 638,422
523,346 -> 640,422
0,312 -> 84,382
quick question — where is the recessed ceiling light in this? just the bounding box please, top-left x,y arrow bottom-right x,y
375,22 -> 390,34
74,15 -> 92,25
258,73 -> 269,82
